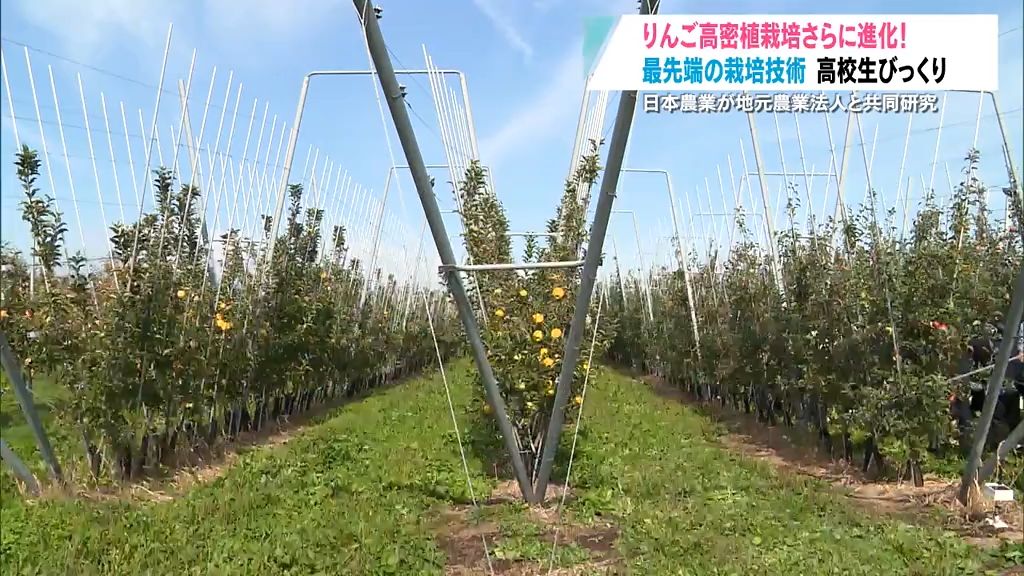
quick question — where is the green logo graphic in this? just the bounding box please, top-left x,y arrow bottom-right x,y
583,16 -> 617,79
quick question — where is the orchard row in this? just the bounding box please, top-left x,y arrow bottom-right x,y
1,145 -> 463,485
605,149 -> 1023,485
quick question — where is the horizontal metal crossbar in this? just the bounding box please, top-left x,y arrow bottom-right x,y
506,232 -> 560,238
746,171 -> 833,177
440,260 -> 584,272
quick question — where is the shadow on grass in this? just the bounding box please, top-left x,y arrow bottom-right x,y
462,402 -> 592,493
2,370 -> 426,500
1,374 -> 64,423
0,373 -> 67,463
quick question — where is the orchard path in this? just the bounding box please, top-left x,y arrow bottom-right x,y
1,361 -> 1018,575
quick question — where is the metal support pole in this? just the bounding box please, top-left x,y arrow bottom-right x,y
716,165 -> 737,253
745,109 -> 784,293
747,170 -> 834,177
613,210 -> 653,322
457,73 -> 481,160
260,68 -> 471,290
367,162 -> 492,307
959,264 -> 1024,504
534,0 -> 659,500
622,168 -> 700,359
979,419 -> 1024,482
401,218 -> 428,330
258,75 -> 309,288
0,332 -> 62,485
985,91 -> 1023,242
507,232 -> 560,238
630,211 -> 653,321
443,260 -> 584,273
361,176 -> 393,308
611,234 -> 628,307
353,0 -> 536,503
568,90 -> 592,185
835,95 -> 856,229
0,438 -> 39,496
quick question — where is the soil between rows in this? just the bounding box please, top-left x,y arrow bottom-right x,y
641,371 -> 1024,548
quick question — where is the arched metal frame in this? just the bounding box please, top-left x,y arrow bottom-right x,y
351,0 -> 660,502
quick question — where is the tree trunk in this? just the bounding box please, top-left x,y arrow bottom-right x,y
904,456 -> 924,487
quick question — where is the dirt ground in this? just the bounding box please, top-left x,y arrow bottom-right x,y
644,375 -> 1024,549
436,481 -> 624,575
433,373 -> 1022,575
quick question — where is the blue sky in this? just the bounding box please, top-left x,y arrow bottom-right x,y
1,0 -> 1021,285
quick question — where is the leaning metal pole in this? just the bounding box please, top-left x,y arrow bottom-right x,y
947,90 -> 1024,241
0,332 -> 63,485
0,438 -> 40,496
986,91 -> 1024,243
352,0 -> 536,502
958,263 -> 1024,504
979,417 -> 1024,483
534,0 -> 660,500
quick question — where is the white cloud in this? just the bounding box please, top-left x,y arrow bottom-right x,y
469,0 -> 534,61
479,46 -> 584,165
8,0 -> 343,66
9,0 -> 182,62
532,0 -> 629,13
201,0 -> 342,45
997,29 -> 1023,109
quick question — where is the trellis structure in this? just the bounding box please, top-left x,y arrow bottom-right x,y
0,23 -> 451,494
604,79 -> 1024,504
3,0 -> 1020,519
351,0 -> 661,503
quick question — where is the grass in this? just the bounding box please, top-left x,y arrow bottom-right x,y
568,371 -> 1022,575
0,361 -> 1020,575
0,373 -> 72,490
1,372 -> 65,449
